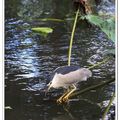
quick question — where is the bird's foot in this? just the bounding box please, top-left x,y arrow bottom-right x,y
57,97 -> 69,104
56,98 -> 63,104
62,96 -> 69,102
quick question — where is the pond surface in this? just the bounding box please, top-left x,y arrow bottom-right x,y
5,0 -> 115,120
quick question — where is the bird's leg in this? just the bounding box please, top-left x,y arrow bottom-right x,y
62,84 -> 77,102
57,89 -> 70,104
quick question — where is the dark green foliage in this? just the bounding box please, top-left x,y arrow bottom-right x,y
81,15 -> 115,42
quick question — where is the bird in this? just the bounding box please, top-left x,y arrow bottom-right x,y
47,66 -> 92,103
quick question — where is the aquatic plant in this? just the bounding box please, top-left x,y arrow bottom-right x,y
81,14 -> 115,42
67,7 -> 115,120
68,8 -> 80,66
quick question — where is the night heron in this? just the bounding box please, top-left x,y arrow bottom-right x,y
47,66 -> 92,103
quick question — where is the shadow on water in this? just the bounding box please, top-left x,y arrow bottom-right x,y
5,0 -> 115,120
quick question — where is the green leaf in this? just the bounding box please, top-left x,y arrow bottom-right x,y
83,15 -> 115,42
85,15 -> 103,26
32,27 -> 53,37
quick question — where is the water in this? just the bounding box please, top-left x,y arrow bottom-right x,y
5,0 -> 115,120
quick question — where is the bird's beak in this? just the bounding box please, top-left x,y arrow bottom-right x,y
47,85 -> 51,92
45,84 -> 51,96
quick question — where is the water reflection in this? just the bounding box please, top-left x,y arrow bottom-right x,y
6,20 -> 40,79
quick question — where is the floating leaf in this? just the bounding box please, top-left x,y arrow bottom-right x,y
32,27 -> 53,36
82,15 -> 115,42
32,27 -> 53,33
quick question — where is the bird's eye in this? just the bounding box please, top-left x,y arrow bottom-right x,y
49,81 -> 52,85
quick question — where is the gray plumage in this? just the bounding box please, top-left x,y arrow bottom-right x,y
48,66 -> 92,89
50,66 -> 80,80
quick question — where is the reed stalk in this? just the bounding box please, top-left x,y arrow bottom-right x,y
68,8 -> 79,66
102,92 -> 115,120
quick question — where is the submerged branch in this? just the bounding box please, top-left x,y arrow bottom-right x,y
69,79 -> 115,98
